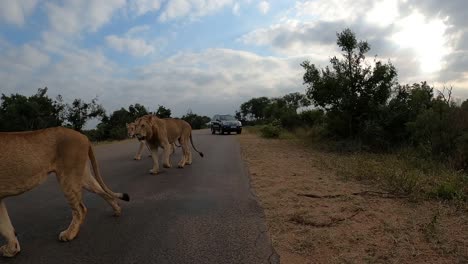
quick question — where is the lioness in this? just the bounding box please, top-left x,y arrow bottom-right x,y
0,127 -> 130,257
126,122 -> 152,160
134,115 -> 204,174
126,121 -> 178,160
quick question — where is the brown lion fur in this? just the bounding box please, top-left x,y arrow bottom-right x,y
134,115 -> 204,174
0,127 -> 129,257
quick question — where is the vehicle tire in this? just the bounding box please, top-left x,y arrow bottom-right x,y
211,128 -> 215,134
237,129 -> 242,134
220,128 -> 224,135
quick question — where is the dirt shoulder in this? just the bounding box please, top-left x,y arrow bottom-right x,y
238,131 -> 468,264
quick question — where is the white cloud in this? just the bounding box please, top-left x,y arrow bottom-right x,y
258,1 -> 270,15
0,46 -> 305,119
0,0 -> 38,26
366,0 -> 399,27
45,0 -> 126,34
295,0 -> 372,22
127,25 -> 152,35
159,0 -> 233,22
0,44 -> 50,72
241,0 -> 459,85
232,2 -> 240,16
106,25 -> 157,57
391,11 -> 451,73
106,35 -> 155,57
130,48 -> 305,115
0,43 -> 51,97
239,20 -> 337,61
129,0 -> 163,15
29,48 -> 120,104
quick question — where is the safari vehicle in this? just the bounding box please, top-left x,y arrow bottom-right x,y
211,114 -> 242,134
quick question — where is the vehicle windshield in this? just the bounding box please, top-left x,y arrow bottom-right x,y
219,115 -> 236,121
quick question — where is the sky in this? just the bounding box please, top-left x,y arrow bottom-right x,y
1,0 -> 468,124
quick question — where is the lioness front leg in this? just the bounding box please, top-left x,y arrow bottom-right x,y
149,147 -> 160,174
134,141 -> 145,160
0,201 -> 20,257
146,142 -> 152,157
162,143 -> 172,168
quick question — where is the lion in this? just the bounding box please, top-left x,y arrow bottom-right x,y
0,127 -> 130,257
134,115 -> 204,174
126,121 -> 179,160
126,122 -> 152,160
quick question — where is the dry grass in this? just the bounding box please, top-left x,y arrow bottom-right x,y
239,128 -> 468,264
333,152 -> 467,202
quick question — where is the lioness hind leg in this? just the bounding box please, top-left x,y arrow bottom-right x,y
178,140 -> 189,168
56,173 -> 86,242
82,166 -> 121,216
186,149 -> 193,165
0,201 -> 20,257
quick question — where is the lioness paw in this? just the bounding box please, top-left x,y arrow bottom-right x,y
0,243 -> 20,258
113,208 -> 122,217
134,156 -> 141,160
149,169 -> 158,175
58,231 -> 75,242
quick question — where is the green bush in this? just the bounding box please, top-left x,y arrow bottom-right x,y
431,180 -> 466,201
108,126 -> 128,140
279,111 -> 302,129
455,133 -> 468,169
298,109 -> 324,127
260,121 -> 282,138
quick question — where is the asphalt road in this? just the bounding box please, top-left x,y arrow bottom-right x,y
1,130 -> 279,264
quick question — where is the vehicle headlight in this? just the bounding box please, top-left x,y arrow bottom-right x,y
238,121 -> 242,126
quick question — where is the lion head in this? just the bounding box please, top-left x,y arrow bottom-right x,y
126,122 -> 136,138
134,116 -> 154,141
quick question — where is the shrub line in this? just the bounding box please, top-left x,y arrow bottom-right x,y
297,190 -> 409,199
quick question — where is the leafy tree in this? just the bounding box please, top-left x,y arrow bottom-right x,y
128,103 -> 149,119
155,105 -> 171,118
263,92 -> 311,129
283,92 -> 311,110
181,110 -> 210,129
301,28 -> 397,139
91,104 -> 149,140
239,97 -> 270,121
299,109 -> 324,127
0,87 -> 64,131
384,82 -> 434,144
235,110 -> 242,121
65,98 -> 105,131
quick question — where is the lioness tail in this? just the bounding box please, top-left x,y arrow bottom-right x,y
88,144 -> 130,202
189,133 -> 204,157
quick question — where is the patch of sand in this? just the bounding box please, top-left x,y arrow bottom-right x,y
239,132 -> 468,264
